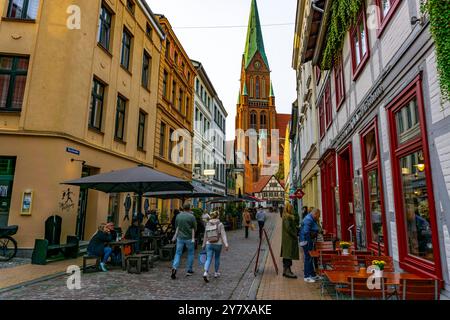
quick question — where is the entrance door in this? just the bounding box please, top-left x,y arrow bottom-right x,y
0,158 -> 16,227
320,151 -> 337,237
338,144 -> 356,242
75,166 -> 91,240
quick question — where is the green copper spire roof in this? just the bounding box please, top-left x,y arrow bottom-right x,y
242,82 -> 248,96
237,91 -> 241,104
270,82 -> 275,97
244,0 -> 269,69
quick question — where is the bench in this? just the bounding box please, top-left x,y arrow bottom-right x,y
159,244 -> 176,261
82,255 -> 101,273
126,254 -> 151,274
31,236 -> 79,265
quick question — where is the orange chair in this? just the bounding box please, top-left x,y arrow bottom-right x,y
399,279 -> 440,300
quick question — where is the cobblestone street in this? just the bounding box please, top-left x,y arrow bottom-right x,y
0,212 -> 276,300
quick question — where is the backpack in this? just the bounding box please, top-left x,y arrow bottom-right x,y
205,221 -> 221,243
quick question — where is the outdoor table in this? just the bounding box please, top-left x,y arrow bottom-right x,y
141,235 -> 163,252
324,269 -> 426,285
109,239 -> 138,270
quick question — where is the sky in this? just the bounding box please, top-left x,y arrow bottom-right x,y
145,0 -> 298,140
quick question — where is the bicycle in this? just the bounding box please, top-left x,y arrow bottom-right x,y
0,225 -> 18,262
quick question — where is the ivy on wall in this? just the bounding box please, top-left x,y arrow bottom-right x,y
321,0 -> 363,70
422,0 -> 450,101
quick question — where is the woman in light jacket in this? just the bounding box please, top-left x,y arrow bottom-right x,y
202,211 -> 229,282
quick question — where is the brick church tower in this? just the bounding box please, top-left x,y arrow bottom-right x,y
235,0 -> 283,196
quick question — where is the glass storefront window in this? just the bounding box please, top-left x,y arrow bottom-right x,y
367,170 -> 383,244
400,150 -> 434,262
395,98 -> 421,145
364,130 -> 377,163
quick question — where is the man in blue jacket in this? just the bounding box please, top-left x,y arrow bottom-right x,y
299,208 -> 321,283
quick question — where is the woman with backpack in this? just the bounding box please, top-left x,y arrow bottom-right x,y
202,211 -> 229,283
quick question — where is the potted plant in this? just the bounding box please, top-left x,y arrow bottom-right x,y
339,241 -> 352,255
371,260 -> 386,277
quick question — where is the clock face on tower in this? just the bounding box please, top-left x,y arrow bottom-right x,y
254,61 -> 261,70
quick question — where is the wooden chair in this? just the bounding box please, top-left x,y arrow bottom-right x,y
331,255 -> 360,272
318,251 -> 338,274
399,279 -> 440,300
365,256 -> 394,272
322,233 -> 336,242
336,277 -> 387,300
354,250 -> 374,266
315,241 -> 334,251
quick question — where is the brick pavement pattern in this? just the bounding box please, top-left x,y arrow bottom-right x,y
0,213 -> 276,300
256,215 -> 331,300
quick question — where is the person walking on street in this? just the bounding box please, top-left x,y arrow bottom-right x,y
281,203 -> 299,278
243,208 -> 252,239
278,204 -> 284,219
256,206 -> 266,239
299,208 -> 321,283
171,202 -> 197,279
202,211 -> 229,282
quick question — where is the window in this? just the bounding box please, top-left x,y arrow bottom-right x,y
169,129 -> 175,161
0,55 -> 29,110
121,28 -> 132,70
159,122 -> 166,157
162,70 -> 168,98
250,78 -> 254,97
255,77 -> 260,99
376,0 -> 400,34
115,96 -> 126,140
97,4 -> 112,50
108,194 -> 120,225
89,78 -> 105,131
387,76 -> 440,278
126,0 -> 134,14
334,56 -> 345,109
137,110 -> 146,149
350,7 -> 370,79
165,40 -> 171,59
185,96 -> 190,118
325,79 -> 332,128
6,0 -> 39,19
196,79 -> 200,93
142,51 -> 151,89
178,89 -> 183,112
174,52 -> 178,65
318,97 -> 325,139
250,112 -> 257,129
261,78 -> 266,98
171,81 -> 176,105
360,119 -> 388,253
146,22 -> 153,39
260,112 -> 267,129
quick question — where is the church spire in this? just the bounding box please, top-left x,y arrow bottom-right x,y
243,0 -> 269,69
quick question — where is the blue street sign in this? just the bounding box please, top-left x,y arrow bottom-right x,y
66,147 -> 80,156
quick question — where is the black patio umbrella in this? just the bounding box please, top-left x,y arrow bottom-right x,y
63,165 -> 193,220
144,184 -> 224,203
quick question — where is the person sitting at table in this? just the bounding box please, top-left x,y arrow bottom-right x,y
145,210 -> 159,235
125,218 -> 141,253
87,223 -> 114,272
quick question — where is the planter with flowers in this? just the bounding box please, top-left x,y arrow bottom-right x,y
339,242 -> 352,255
372,260 -> 386,277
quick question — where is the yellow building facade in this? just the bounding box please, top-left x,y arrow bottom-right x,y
153,15 -> 196,219
0,0 -> 165,252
